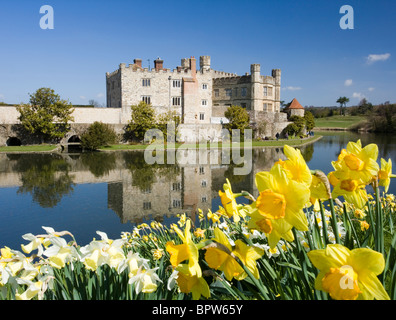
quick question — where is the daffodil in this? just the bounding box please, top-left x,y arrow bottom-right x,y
378,158 -> 392,192
250,164 -> 310,248
308,244 -> 389,300
129,267 -> 162,294
218,178 -> 240,222
15,279 -> 42,300
175,264 -> 210,300
332,140 -> 379,185
21,233 -> 44,256
331,178 -> 368,209
232,239 -> 264,280
166,219 -> 201,277
276,144 -> 312,187
80,231 -> 126,271
204,228 -> 244,281
43,236 -> 79,269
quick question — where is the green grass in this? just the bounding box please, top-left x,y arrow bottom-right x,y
314,115 -> 367,129
0,145 -> 58,153
100,135 -> 322,151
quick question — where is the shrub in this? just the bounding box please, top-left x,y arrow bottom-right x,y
80,122 -> 118,150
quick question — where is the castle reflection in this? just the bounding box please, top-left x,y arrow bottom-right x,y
0,146 -> 299,224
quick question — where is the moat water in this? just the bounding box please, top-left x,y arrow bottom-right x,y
0,131 -> 395,250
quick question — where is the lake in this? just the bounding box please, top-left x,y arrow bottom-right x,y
0,131 -> 395,250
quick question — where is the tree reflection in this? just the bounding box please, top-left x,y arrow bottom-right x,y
16,154 -> 75,208
123,152 -> 180,192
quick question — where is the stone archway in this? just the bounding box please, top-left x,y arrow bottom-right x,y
6,137 -> 22,146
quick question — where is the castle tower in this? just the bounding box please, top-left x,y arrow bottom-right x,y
199,56 -> 211,71
272,69 -> 281,111
250,64 -> 261,111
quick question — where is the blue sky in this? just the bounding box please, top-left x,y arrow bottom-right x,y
0,0 -> 395,107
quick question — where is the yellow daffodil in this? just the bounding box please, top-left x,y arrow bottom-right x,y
193,228 -> 206,239
308,244 -> 389,300
250,164 -> 310,248
152,248 -> 164,260
331,178 -> 368,209
332,140 -> 379,185
359,220 -> 370,231
310,173 -> 331,206
218,178 -> 240,222
207,209 -> 220,224
166,220 -> 201,277
204,228 -> 244,281
276,144 -> 312,187
175,264 -> 210,300
378,158 -> 392,192
233,239 -> 264,280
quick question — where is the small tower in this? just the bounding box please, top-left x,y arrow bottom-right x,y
199,56 -> 211,71
250,64 -> 261,111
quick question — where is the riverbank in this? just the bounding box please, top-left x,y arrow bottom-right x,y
0,144 -> 60,153
99,135 -> 322,152
0,135 -> 322,153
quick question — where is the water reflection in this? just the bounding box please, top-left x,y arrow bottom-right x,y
1,132 -> 395,248
0,147 -> 288,224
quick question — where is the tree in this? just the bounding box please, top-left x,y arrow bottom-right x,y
224,105 -> 250,135
336,96 -> 349,116
17,87 -> 74,143
304,111 -> 315,131
157,110 -> 181,142
80,121 -> 118,150
126,101 -> 157,141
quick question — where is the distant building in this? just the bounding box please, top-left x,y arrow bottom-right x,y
283,98 -> 305,118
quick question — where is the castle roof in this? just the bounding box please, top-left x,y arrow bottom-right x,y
286,98 -> 304,110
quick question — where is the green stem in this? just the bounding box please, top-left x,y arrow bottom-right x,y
329,198 -> 340,244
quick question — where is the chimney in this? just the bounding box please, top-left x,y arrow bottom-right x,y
154,57 -> 164,71
189,56 -> 196,79
133,59 -> 142,68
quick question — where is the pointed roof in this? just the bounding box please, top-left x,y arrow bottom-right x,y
286,98 -> 304,110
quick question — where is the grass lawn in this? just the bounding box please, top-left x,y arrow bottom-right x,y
314,115 -> 367,129
100,135 -> 322,151
0,145 -> 58,153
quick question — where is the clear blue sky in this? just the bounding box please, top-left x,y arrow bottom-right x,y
1,0 -> 395,107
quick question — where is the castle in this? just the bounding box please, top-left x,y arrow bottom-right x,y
0,55 -> 294,146
106,56 -> 290,140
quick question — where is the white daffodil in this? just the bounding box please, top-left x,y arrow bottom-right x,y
167,269 -> 179,291
15,278 -> 42,300
129,267 -> 162,294
43,236 -> 79,269
21,233 -> 44,256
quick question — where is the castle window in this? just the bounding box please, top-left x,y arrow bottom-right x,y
225,89 -> 232,97
214,89 -> 219,97
172,182 -> 181,191
268,104 -> 273,111
202,83 -> 208,90
241,87 -> 247,97
173,199 -> 182,208
173,80 -> 181,88
234,88 -> 238,96
241,103 -> 247,109
264,86 -> 268,96
142,96 -> 151,104
201,196 -> 207,203
263,103 -> 268,111
199,113 -> 205,121
143,202 -> 151,210
142,79 -> 151,87
199,166 -> 205,174
201,99 -> 207,106
268,87 -> 273,96
172,97 -> 181,106
201,180 -> 207,187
